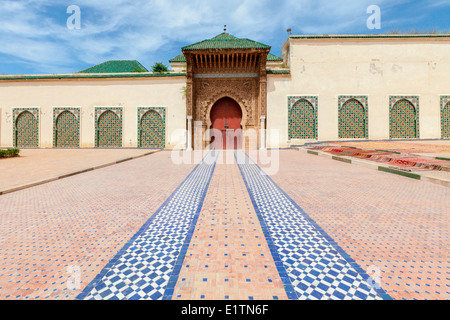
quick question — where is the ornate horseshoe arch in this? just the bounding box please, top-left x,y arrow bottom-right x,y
202,90 -> 250,129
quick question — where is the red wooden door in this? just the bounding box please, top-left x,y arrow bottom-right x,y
210,97 -> 242,149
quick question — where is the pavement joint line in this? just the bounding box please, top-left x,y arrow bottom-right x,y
0,149 -> 161,196
295,147 -> 450,188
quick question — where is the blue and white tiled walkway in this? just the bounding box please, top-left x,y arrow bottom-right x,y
76,151 -> 218,300
235,150 -> 391,300
77,150 -> 391,300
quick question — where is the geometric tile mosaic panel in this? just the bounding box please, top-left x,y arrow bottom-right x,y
53,108 -> 80,148
235,150 -> 391,300
138,107 -> 166,148
76,151 -> 218,300
95,107 -> 123,148
13,108 -> 39,148
389,96 -> 419,139
288,96 -> 318,140
441,96 -> 450,139
338,96 -> 368,139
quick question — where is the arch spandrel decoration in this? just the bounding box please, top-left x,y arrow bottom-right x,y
12,107 -> 39,148
194,78 -> 258,128
389,96 -> 419,139
203,90 -> 250,129
441,96 -> 450,139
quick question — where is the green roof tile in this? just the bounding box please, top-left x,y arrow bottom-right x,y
78,60 -> 148,73
169,54 -> 186,63
170,52 -> 281,63
267,53 -> 282,61
182,32 -> 271,50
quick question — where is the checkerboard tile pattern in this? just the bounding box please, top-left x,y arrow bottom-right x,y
235,150 -> 391,300
262,149 -> 449,300
172,152 -> 288,300
76,151 -> 218,300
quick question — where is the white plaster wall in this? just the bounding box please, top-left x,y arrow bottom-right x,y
0,77 -> 187,148
267,37 -> 450,147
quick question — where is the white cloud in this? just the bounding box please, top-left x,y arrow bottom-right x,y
0,0 -> 443,74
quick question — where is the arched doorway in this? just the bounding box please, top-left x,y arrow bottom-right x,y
210,97 -> 242,149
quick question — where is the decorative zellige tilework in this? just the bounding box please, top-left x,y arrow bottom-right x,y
389,96 -> 419,139
338,96 -> 368,139
53,108 -> 80,148
288,96 -> 318,140
13,108 -> 39,148
235,150 -> 391,300
76,151 -> 219,300
95,107 -> 123,147
138,107 -> 166,148
441,96 -> 450,139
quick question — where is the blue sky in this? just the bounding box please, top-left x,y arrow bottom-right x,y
0,0 -> 449,75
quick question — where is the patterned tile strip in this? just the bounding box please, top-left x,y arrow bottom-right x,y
76,151 -> 218,300
235,150 -> 392,300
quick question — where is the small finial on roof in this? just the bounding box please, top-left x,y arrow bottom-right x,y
224,25 -> 227,32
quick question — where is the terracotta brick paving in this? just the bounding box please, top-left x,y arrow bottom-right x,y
173,151 -> 287,300
0,151 -> 196,300
0,149 -> 157,191
255,150 -> 449,300
1,147 -> 448,300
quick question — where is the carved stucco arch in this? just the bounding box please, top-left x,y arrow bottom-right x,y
201,90 -> 251,130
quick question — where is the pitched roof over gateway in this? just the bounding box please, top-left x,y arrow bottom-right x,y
78,60 -> 149,73
169,52 -> 282,63
181,32 -> 271,51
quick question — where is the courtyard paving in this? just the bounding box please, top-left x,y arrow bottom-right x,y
0,145 -> 448,300
0,148 -> 158,193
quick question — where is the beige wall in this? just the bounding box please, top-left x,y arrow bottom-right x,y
267,36 -> 450,148
2,36 -> 449,150
0,77 -> 187,148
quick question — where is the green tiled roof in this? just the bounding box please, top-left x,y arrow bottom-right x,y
267,69 -> 290,75
169,54 -> 186,63
78,60 -> 148,73
181,32 -> 271,51
267,53 -> 282,61
169,52 -> 282,63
